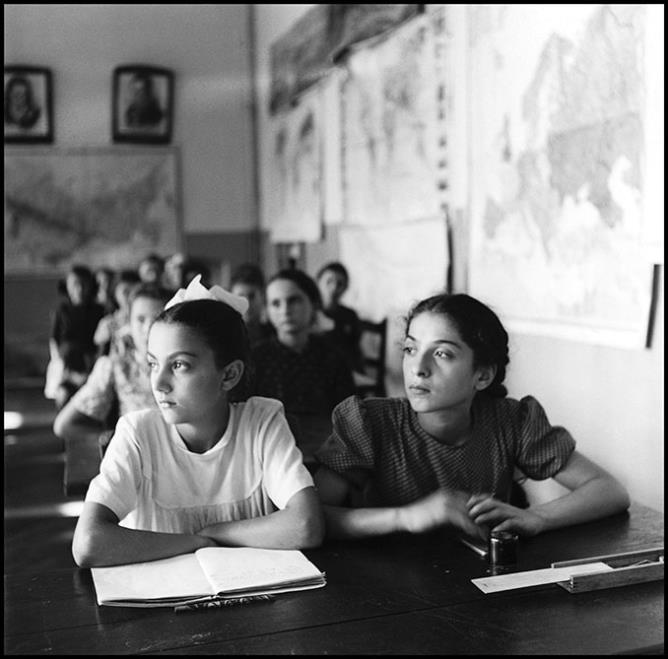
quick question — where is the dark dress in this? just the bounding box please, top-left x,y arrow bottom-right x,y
323,304 -> 363,373
51,301 -> 106,373
315,395 -> 576,507
250,334 -> 356,416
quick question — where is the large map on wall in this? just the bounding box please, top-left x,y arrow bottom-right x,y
467,5 -> 655,349
267,85 -> 323,243
342,12 -> 441,226
4,147 -> 181,275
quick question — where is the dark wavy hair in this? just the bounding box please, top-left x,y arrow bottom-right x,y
316,261 -> 349,289
67,264 -> 97,304
267,268 -> 322,310
153,299 -> 250,395
405,293 -> 510,398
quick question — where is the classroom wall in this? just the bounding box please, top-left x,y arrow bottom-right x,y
252,4 -> 664,513
4,4 -> 259,376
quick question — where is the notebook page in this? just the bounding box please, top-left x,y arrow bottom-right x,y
195,547 -> 325,595
92,552 -> 213,604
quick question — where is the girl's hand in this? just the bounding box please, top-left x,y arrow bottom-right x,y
400,489 -> 487,540
467,493 -> 546,537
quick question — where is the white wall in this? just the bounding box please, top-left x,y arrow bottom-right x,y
4,3 -> 256,234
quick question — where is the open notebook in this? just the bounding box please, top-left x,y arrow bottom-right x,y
91,546 -> 326,608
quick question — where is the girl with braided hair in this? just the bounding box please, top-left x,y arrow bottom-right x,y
314,293 -> 629,540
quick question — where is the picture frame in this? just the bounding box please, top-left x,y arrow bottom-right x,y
112,65 -> 173,144
4,66 -> 54,144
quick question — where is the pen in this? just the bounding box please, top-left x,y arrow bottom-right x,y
174,594 -> 275,613
458,536 -> 489,558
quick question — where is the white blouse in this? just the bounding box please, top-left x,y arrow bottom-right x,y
85,397 -> 314,534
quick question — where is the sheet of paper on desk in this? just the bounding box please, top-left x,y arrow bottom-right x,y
472,561 -> 613,594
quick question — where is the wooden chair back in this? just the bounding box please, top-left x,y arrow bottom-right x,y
355,318 -> 387,398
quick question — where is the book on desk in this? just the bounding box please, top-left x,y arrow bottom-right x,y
91,546 -> 326,608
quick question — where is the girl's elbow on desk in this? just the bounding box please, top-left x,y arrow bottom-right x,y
72,527 -> 102,568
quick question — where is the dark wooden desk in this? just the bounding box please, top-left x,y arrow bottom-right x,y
4,503 -> 663,655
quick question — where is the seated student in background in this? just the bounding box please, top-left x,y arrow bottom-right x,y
313,292 -> 630,540
230,262 -> 274,346
163,252 -> 188,291
49,264 -> 106,410
250,268 -> 356,417
54,283 -> 173,448
72,276 -> 324,567
94,269 -> 141,357
137,252 -> 165,285
316,261 -> 363,374
95,267 -> 118,316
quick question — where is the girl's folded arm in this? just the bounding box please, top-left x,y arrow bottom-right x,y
467,451 -> 630,536
196,486 -> 325,549
72,501 -> 215,568
531,450 -> 630,532
314,465 -> 402,538
313,466 -> 485,540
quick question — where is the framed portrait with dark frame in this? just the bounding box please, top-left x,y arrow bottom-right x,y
4,66 -> 54,143
112,65 -> 173,144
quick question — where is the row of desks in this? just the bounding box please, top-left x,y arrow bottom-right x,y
4,503 -> 663,654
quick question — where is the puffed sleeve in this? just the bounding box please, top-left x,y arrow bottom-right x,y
513,396 -> 576,480
68,355 -> 116,422
314,395 -> 376,480
84,415 -> 143,521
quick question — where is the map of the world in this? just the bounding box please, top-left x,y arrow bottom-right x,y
468,5 -> 655,348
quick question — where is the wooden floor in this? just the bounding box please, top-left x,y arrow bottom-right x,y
4,384 -> 83,574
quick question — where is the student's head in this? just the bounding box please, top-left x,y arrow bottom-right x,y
403,294 -> 509,412
266,269 -> 322,341
316,262 -> 349,309
95,268 -> 115,297
148,299 -> 250,422
65,264 -> 96,306
114,269 -> 141,312
128,284 -> 173,355
138,253 -> 164,284
164,252 -> 187,290
230,263 -> 266,324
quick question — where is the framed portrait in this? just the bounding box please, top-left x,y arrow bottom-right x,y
4,66 -> 54,143
112,65 -> 173,144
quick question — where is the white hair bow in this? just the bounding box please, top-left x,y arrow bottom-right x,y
164,274 -> 249,316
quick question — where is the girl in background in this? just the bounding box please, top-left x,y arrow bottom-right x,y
230,262 -> 274,347
250,268 -> 355,417
95,267 -> 118,316
314,293 -> 629,540
49,264 -> 105,409
54,283 -> 172,449
94,269 -> 141,356
316,261 -> 363,374
72,275 -> 323,567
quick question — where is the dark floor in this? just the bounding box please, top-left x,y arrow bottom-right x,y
4,384 -> 83,574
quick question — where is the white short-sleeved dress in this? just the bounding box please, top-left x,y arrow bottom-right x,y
85,396 -> 314,534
